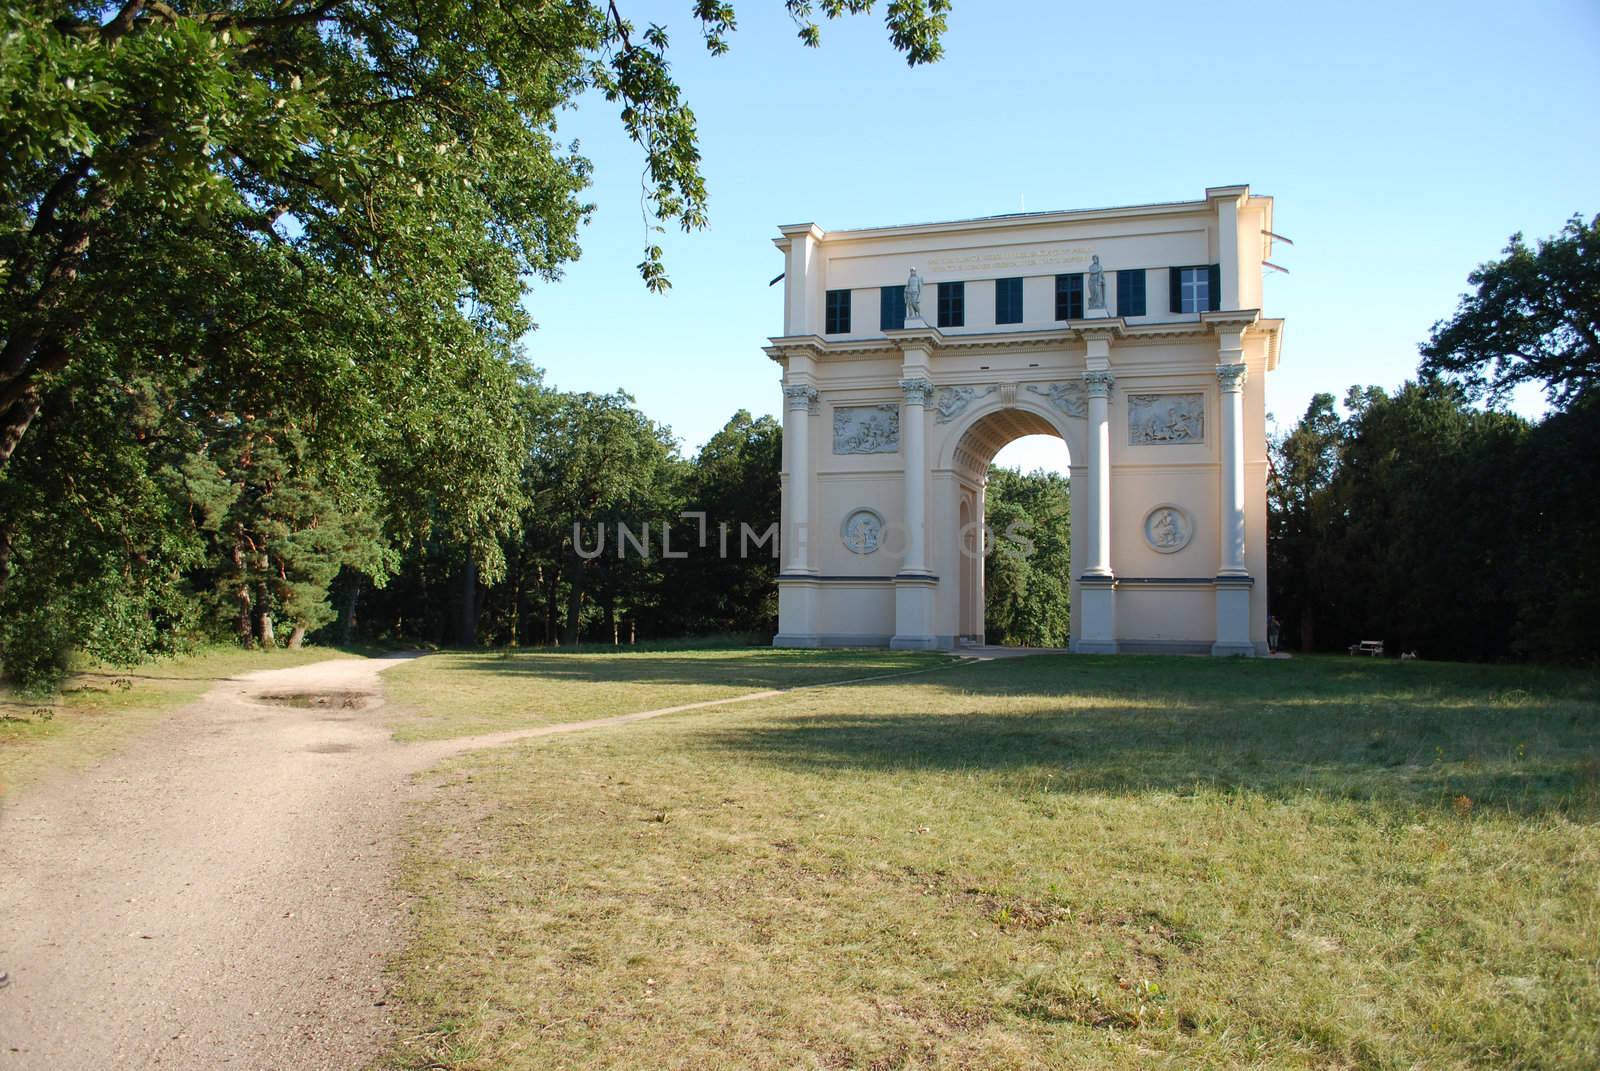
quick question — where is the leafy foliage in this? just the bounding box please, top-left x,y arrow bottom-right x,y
983,466 -> 1071,647
1420,213 -> 1600,409
0,1 -> 950,683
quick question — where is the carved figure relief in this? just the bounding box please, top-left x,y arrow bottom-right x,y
1129,393 -> 1204,444
1025,381 -> 1088,418
841,508 -> 885,555
933,385 -> 997,423
833,404 -> 900,454
1143,505 -> 1194,554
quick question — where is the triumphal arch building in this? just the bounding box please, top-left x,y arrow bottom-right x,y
767,186 -> 1284,655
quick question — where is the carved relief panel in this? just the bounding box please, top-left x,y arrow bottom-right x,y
833,404 -> 900,454
1129,393 -> 1205,445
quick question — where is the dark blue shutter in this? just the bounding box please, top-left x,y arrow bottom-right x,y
1169,268 -> 1183,313
996,278 -> 1022,324
880,286 -> 905,331
1117,270 -> 1145,317
1207,264 -> 1222,311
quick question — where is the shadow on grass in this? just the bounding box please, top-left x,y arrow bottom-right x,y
697,655 -> 1600,816
434,648 -> 947,690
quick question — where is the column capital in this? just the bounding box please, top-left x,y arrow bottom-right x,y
1082,370 -> 1116,398
899,377 -> 935,405
783,384 -> 819,411
1216,362 -> 1248,393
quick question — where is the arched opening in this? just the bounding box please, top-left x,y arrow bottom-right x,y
948,408 -> 1074,649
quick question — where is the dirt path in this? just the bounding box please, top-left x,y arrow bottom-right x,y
0,653 -> 970,1069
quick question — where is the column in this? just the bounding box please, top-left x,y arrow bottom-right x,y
898,377 -> 933,576
1216,360 -> 1248,577
1076,369 -> 1118,654
1083,370 -> 1115,578
1212,347 -> 1254,656
774,381 -> 820,648
891,376 -> 938,649
781,383 -> 817,573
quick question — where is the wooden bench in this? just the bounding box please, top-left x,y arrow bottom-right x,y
1347,639 -> 1384,657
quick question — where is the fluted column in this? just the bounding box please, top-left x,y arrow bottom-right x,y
1083,370 -> 1115,578
898,377 -> 934,575
782,383 -> 817,573
1216,361 -> 1248,577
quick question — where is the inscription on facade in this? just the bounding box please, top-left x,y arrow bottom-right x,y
924,243 -> 1094,276
1129,393 -> 1205,444
833,404 -> 900,454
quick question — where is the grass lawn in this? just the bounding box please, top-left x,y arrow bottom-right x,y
0,644 -> 358,796
380,653 -> 1600,1070
381,645 -> 952,741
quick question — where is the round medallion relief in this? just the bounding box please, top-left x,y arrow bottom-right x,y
1142,504 -> 1193,554
840,508 -> 885,555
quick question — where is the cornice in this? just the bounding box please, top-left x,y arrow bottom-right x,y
1200,308 -> 1261,333
800,195 -> 1219,244
767,311 -> 1280,365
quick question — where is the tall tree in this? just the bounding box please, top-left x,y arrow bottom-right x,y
0,0 -> 951,467
1420,213 -> 1600,409
983,466 -> 1071,648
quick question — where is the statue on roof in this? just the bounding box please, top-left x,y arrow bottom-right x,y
904,267 -> 924,322
1087,255 -> 1107,311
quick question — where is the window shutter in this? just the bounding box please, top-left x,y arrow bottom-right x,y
1208,264 -> 1221,311
1117,270 -> 1144,317
880,286 -> 904,331
1169,268 -> 1183,314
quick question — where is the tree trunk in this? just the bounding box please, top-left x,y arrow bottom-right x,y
563,559 -> 584,647
0,391 -> 43,470
544,567 -> 561,646
1300,608 -> 1315,653
287,623 -> 306,649
232,542 -> 253,648
339,579 -> 362,645
256,582 -> 275,648
458,558 -> 478,646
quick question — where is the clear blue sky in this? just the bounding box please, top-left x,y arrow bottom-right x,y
519,0 -> 1600,472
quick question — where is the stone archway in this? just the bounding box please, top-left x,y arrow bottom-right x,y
942,403 -> 1075,648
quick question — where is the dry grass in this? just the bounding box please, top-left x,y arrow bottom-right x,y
377,653 -> 1600,1069
0,644 -> 358,796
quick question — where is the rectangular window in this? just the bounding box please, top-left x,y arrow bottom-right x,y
1116,269 -> 1146,317
1054,273 -> 1083,320
994,277 -> 1023,325
937,281 -> 965,328
1169,265 -> 1221,314
880,285 -> 905,331
825,289 -> 851,334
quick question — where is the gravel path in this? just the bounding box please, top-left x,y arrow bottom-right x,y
0,653 -> 964,1069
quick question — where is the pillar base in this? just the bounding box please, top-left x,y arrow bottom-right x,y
773,633 -> 822,648
1077,576 -> 1117,653
891,574 -> 938,651
1213,577 -> 1254,657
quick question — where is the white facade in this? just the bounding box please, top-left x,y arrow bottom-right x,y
767,186 -> 1284,655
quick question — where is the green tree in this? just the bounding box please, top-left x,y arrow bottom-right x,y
0,0 -> 951,467
983,466 -> 1071,647
665,410 -> 782,636
1420,213 -> 1600,409
530,391 -> 680,646
1268,392 -> 1345,651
